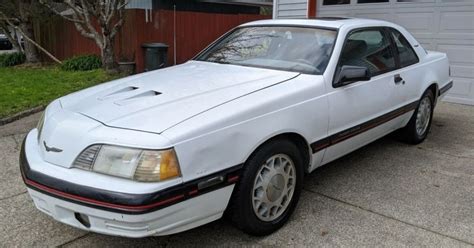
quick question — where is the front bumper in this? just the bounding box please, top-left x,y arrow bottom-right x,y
26,186 -> 233,237
20,132 -> 241,237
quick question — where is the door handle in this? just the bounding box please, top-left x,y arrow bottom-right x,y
394,74 -> 405,85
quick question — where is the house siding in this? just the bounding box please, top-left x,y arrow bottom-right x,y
126,0 -> 152,9
274,0 -> 308,18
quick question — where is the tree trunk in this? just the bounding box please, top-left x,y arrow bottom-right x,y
101,37 -> 116,72
18,0 -> 40,63
19,21 -> 40,63
12,29 -> 24,53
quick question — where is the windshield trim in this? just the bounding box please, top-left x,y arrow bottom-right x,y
193,25 -> 340,75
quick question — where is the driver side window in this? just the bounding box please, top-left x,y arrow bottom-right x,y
339,29 -> 396,76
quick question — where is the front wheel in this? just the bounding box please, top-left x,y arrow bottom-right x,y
400,90 -> 435,144
227,139 -> 304,236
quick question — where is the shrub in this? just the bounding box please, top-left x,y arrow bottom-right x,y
0,52 -> 26,67
61,55 -> 102,71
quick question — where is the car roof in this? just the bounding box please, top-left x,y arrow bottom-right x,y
239,18 -> 394,30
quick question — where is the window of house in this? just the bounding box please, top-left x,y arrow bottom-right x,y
339,29 -> 396,76
397,0 -> 435,2
389,29 -> 419,67
358,0 -> 389,3
323,0 -> 350,5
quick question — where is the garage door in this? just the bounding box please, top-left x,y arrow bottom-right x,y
317,0 -> 474,105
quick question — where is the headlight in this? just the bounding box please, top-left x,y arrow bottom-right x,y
72,145 -> 181,182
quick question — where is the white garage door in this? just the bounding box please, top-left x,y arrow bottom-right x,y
317,0 -> 474,105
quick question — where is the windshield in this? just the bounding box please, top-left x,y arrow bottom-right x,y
196,26 -> 337,74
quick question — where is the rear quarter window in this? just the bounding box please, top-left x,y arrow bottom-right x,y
389,29 -> 420,67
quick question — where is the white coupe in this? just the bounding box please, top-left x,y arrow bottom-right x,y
20,18 -> 452,237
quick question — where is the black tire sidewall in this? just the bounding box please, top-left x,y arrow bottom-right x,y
233,139 -> 304,236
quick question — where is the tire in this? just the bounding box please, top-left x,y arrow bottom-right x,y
227,139 -> 304,236
400,89 -> 435,144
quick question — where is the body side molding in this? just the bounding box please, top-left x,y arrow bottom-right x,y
311,100 -> 419,153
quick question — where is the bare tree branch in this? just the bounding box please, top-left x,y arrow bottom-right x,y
39,1 -> 84,23
0,10 -> 61,64
42,0 -> 129,71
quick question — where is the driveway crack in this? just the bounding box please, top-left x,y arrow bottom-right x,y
303,188 -> 474,246
418,146 -> 474,160
57,233 -> 90,247
0,191 -> 27,201
0,132 -> 28,139
10,135 -> 21,151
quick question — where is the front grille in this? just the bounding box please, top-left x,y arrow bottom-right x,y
72,145 -> 101,170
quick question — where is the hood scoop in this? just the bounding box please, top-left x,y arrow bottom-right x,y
98,86 -> 140,100
115,90 -> 162,106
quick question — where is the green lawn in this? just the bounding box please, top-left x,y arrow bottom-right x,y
0,67 -> 119,119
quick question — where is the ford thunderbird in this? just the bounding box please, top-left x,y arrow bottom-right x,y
20,18 -> 452,237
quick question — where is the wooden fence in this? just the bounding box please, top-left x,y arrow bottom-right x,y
35,9 -> 270,72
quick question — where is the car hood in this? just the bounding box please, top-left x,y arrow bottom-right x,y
60,61 -> 299,134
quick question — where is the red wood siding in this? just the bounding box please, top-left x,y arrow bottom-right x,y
37,10 -> 270,72
308,0 -> 317,18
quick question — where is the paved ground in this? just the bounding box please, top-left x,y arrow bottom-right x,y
0,102 -> 473,247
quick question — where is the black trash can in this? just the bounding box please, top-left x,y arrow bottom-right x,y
142,43 -> 169,71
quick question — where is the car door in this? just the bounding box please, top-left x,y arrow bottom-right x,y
322,27 -> 403,164
387,28 -> 422,108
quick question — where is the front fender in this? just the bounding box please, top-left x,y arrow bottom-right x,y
162,74 -> 329,183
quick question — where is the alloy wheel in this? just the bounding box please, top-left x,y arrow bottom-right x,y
251,154 -> 296,222
415,96 -> 432,136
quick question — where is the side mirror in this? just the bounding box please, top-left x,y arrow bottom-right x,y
334,65 -> 371,88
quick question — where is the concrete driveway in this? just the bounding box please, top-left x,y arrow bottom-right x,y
0,102 -> 473,247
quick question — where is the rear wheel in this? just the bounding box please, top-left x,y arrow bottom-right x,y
228,139 -> 304,236
400,89 -> 434,144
